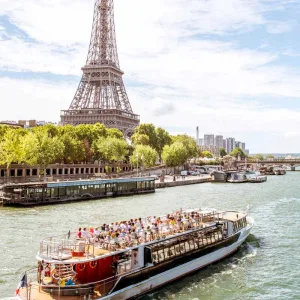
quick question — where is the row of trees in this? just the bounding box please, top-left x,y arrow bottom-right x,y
0,123 -> 200,176
218,146 -> 275,161
0,123 -> 129,176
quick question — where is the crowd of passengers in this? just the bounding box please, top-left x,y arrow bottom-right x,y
76,211 -> 215,249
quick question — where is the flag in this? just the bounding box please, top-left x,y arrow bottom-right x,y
15,273 -> 27,296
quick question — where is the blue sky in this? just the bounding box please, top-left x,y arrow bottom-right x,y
1,0 -> 300,153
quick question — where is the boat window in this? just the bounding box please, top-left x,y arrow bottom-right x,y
158,249 -> 164,262
179,243 -> 186,253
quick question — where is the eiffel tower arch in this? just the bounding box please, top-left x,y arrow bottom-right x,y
60,0 -> 140,136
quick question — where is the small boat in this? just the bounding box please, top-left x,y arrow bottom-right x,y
246,171 -> 267,183
227,172 -> 248,183
274,168 -> 286,175
210,170 -> 227,182
16,208 -> 253,300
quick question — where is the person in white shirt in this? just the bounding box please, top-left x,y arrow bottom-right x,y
82,228 -> 89,239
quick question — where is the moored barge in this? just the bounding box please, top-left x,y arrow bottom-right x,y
1,177 -> 155,207
16,208 -> 253,299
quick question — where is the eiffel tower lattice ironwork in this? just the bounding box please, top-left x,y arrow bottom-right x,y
60,0 -> 140,136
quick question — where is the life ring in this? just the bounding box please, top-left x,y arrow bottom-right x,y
51,269 -> 60,281
77,263 -> 86,271
89,260 -> 97,269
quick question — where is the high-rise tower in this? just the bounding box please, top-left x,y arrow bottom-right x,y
60,0 -> 140,136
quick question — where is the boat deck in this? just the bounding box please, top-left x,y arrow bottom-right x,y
38,209 -> 227,263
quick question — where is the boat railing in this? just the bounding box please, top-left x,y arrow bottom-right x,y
20,267 -> 125,299
39,223 -> 224,259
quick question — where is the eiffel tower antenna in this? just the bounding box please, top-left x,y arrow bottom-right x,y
61,0 -> 140,136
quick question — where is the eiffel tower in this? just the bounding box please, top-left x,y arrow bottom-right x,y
60,0 -> 140,136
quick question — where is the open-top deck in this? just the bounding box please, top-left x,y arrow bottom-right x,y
37,209 -> 247,264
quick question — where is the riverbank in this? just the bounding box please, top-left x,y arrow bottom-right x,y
155,175 -> 211,188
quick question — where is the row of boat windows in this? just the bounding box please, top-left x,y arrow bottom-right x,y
7,182 -> 154,198
233,217 -> 247,233
151,229 -> 223,264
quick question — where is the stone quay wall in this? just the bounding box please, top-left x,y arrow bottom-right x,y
0,163 -> 133,184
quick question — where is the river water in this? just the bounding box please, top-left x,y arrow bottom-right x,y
1,172 -> 300,299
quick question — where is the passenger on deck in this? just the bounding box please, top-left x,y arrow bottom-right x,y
82,228 -> 89,239
76,228 -> 82,239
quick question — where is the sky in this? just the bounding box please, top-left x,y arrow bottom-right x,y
1,0 -> 300,153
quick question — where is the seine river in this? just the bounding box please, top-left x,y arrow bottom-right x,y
1,172 -> 300,299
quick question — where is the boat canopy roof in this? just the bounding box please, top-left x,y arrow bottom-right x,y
47,177 -> 154,188
2,177 -> 154,189
221,211 -> 247,222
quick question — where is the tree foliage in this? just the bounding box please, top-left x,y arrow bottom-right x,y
171,134 -> 198,159
0,129 -> 22,170
202,150 -> 214,158
219,147 -> 227,157
161,142 -> 188,167
21,131 -> 64,179
230,147 -> 247,159
130,145 -> 158,168
93,137 -> 129,163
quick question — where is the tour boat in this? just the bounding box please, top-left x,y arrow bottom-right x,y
16,208 -> 253,300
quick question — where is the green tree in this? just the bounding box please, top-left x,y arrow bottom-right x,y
266,154 -> 275,159
171,134 -> 198,159
0,129 -> 22,179
130,145 -> 158,168
0,125 -> 9,141
60,134 -> 85,163
253,154 -> 264,161
93,137 -> 129,163
32,124 -> 59,137
230,147 -> 247,159
21,131 -> 64,180
134,124 -> 157,149
161,142 -> 188,167
106,128 -> 124,139
202,150 -> 214,158
219,147 -> 227,157
131,133 -> 150,146
155,127 -> 172,160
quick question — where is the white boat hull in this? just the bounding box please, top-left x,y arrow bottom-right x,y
101,223 -> 252,300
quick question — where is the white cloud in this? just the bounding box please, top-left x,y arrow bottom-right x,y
266,20 -> 297,34
0,77 -> 75,121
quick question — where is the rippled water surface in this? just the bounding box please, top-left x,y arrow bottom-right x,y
1,172 -> 300,299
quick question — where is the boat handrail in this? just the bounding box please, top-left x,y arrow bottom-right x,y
38,220 -> 225,260
22,268 -> 124,299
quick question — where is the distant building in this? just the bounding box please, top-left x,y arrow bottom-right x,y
204,134 -> 215,147
199,138 -> 204,146
223,139 -> 227,151
0,121 -> 23,128
0,120 -> 57,129
196,126 -> 199,146
200,145 -> 220,158
215,135 -> 223,149
241,142 -> 246,151
245,149 -> 250,156
226,137 -> 235,153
